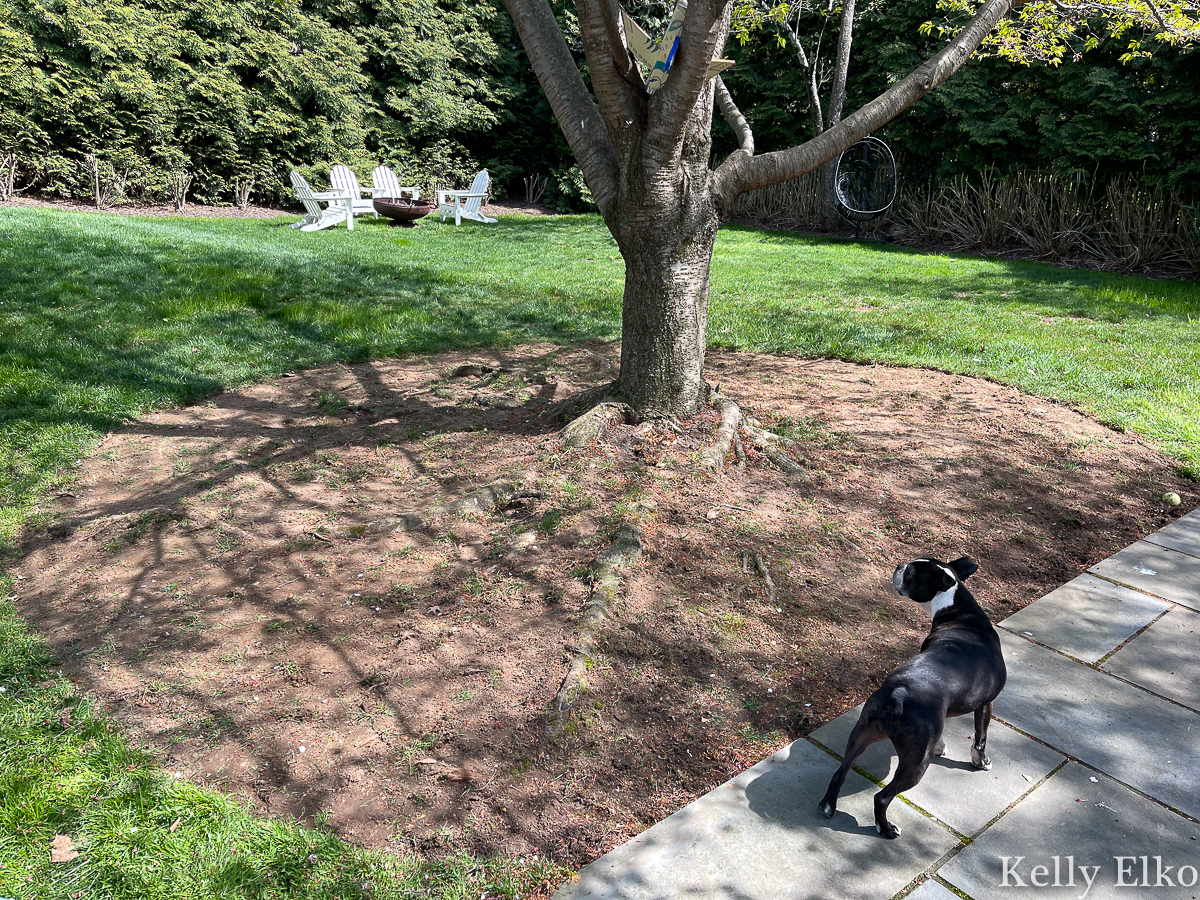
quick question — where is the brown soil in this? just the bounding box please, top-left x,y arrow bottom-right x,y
15,345 -> 1194,872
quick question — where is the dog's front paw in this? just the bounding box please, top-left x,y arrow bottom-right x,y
818,800 -> 836,819
971,750 -> 992,771
875,822 -> 902,839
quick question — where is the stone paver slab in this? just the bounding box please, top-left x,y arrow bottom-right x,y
1144,507 -> 1200,557
938,763 -> 1200,900
810,706 -> 1064,836
906,880 -> 971,900
996,631 -> 1200,819
998,574 -> 1170,663
553,738 -> 959,900
1102,606 -> 1200,711
1088,541 -> 1200,612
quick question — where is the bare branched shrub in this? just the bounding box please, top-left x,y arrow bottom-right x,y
1089,176 -> 1178,272
233,177 -> 254,210
0,152 -> 33,201
1009,172 -> 1092,259
524,173 -> 547,204
168,170 -> 193,211
83,152 -> 130,209
732,171 -> 823,229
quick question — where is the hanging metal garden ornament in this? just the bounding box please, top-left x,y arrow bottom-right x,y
621,0 -> 734,93
834,135 -> 898,226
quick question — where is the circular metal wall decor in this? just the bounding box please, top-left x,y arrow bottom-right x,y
834,135 -> 898,223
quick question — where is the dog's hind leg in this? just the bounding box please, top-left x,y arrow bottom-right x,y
971,702 -> 993,770
818,717 -> 887,819
873,734 -> 935,839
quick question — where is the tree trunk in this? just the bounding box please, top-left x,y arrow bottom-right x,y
612,196 -> 720,419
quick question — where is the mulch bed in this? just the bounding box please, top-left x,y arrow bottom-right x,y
15,343 -> 1194,871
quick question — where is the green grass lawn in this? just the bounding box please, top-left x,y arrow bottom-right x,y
1,205 -> 1198,898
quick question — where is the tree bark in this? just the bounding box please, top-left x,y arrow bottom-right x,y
612,195 -> 720,419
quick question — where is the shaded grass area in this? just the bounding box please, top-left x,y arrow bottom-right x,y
0,576 -> 568,899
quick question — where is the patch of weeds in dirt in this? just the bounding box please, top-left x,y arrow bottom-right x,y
103,509 -> 182,553
359,670 -> 390,688
394,734 -> 438,774
537,508 -> 565,534
772,413 -> 851,448
312,390 -> 348,414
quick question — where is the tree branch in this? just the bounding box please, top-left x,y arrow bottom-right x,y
644,0 -> 733,170
766,2 -> 825,134
600,0 -> 642,84
711,0 -> 1019,205
501,0 -> 620,214
714,76 -> 753,154
578,0 -> 646,151
826,0 -> 856,128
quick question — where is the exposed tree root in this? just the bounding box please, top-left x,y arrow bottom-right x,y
549,524 -> 642,732
699,398 -> 742,472
549,383 -> 805,477
753,551 -> 778,604
314,480 -> 541,541
695,398 -> 808,478
559,401 -> 634,449
541,381 -> 620,424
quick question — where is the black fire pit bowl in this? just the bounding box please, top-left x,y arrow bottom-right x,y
373,197 -> 434,227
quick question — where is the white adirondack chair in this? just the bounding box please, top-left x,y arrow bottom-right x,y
289,171 -> 354,232
437,170 -> 496,225
371,165 -> 419,201
329,164 -> 379,219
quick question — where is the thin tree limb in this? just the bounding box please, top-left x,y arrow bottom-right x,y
769,8 -> 826,135
826,0 -> 856,128
600,0 -> 638,80
578,0 -> 645,149
714,77 -> 754,154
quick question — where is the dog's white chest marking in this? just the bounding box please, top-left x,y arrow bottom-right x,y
918,584 -> 957,618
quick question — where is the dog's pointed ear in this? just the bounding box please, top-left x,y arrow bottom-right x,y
950,556 -> 979,581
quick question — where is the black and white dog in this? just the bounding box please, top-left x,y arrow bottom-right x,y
818,556 -> 1006,839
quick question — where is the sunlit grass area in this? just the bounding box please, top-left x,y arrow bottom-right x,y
0,205 -> 1197,897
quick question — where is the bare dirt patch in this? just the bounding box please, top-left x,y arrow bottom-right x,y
15,344 -> 1194,870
